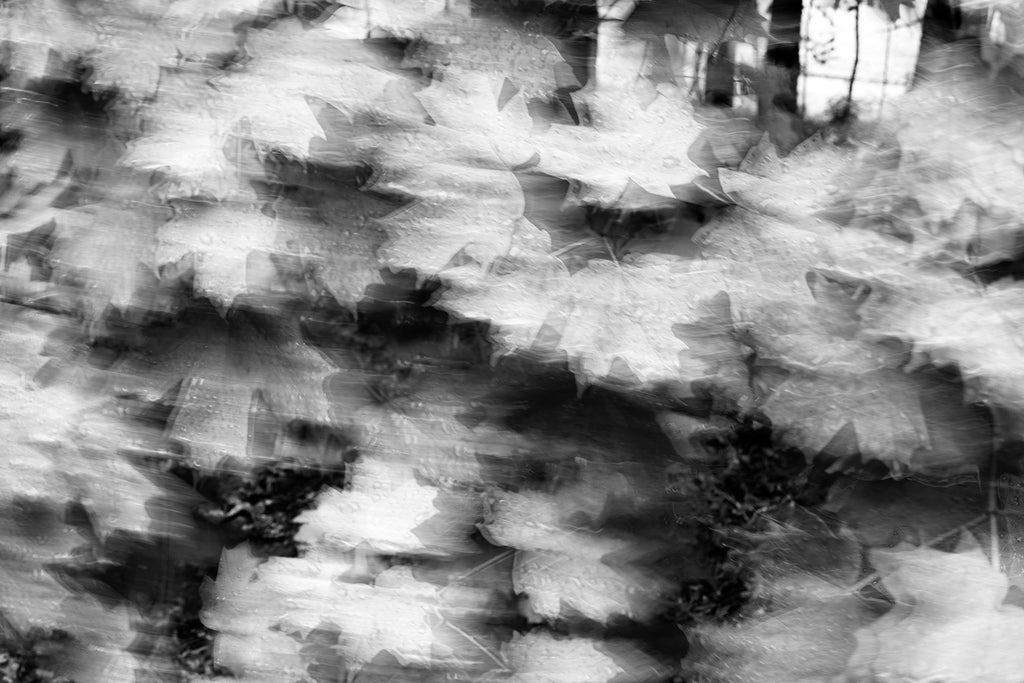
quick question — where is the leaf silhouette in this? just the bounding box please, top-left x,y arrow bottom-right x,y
847,541 -> 1024,682
202,543 -> 497,679
0,0 -> 257,95
535,25 -> 707,208
111,305 -> 338,471
492,631 -> 671,682
294,458 -> 479,555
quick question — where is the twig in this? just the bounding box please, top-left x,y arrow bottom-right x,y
550,238 -> 597,259
602,236 -> 620,266
439,620 -> 508,669
990,448 -> 1002,570
845,0 -> 861,114
712,0 -> 743,58
439,549 -> 515,597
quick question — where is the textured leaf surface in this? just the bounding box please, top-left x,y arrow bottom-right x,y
272,190 -> 397,308
0,303 -> 202,681
444,253 -> 745,389
404,17 -> 579,99
112,307 -> 337,470
202,543 -> 496,680
0,305 -> 172,539
363,70 -> 536,276
861,281 -> 1024,420
847,543 -> 1024,682
697,209 -> 940,464
51,196 -> 174,318
294,458 -> 478,555
718,134 -> 863,222
493,631 -> 670,683
0,0 -> 256,95
122,23 -> 400,197
323,0 -> 466,38
328,364 -> 524,485
481,489 -> 675,623
538,83 -> 706,207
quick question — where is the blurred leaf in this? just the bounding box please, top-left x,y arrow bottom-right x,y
847,542 -> 1024,682
111,305 -> 338,471
202,543 -> 498,680
536,30 -> 708,208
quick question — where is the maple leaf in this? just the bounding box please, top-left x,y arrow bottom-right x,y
0,304 -> 180,540
157,195 -> 286,310
759,366 -> 930,467
489,631 -> 671,683
271,186 -> 400,309
402,15 -> 580,99
123,22 -> 402,197
534,24 -> 707,208
884,49 -> 1024,224
717,133 -> 865,223
361,70 -> 536,277
442,252 -> 748,392
224,18 -> 402,146
512,548 -> 674,624
111,305 -> 338,471
145,158 -> 395,311
480,489 -> 676,624
323,0 -> 468,38
843,153 -> 1024,269
0,0 -> 260,96
323,358 -> 528,487
695,208 -> 945,466
857,280 -> 1024,423
814,226 -> 980,343
0,578 -> 143,683
0,303 -> 205,681
0,88 -> 121,223
202,542 -> 497,680
558,257 -> 742,389
437,248 -> 569,359
49,190 -> 179,321
741,273 -> 931,466
119,67 -> 262,201
846,540 -> 1024,682
293,458 -> 479,555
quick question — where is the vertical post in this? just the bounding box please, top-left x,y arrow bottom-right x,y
593,0 -> 640,93
706,42 -> 736,106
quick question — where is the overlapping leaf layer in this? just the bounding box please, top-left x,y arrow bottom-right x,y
2,0 -> 1024,680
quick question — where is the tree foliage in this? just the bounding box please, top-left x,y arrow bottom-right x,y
1,0 -> 1024,680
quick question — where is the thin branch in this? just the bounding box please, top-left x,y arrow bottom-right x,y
846,0 -> 861,113
712,0 -> 743,56
439,620 -> 508,669
439,549 -> 515,596
990,447 -> 1002,570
